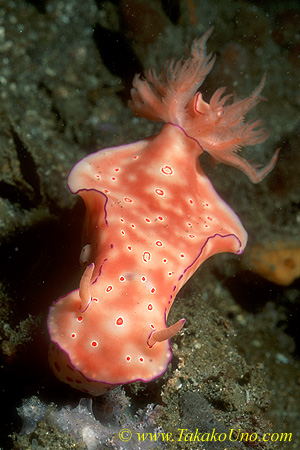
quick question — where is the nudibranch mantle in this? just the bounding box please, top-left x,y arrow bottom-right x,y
48,29 -> 278,395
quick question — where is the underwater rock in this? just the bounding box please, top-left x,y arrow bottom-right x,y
15,389 -> 164,450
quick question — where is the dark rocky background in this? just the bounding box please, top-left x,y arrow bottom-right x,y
0,0 -> 299,449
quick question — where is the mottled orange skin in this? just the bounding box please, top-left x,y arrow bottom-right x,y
48,30 -> 278,395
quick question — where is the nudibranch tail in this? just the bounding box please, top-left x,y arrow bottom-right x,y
79,263 -> 94,312
148,318 -> 186,347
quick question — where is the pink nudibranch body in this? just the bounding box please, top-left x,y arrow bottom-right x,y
48,29 -> 279,395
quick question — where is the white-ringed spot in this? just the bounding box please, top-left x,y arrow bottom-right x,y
207,216 -> 213,221
104,189 -> 109,193
77,316 -> 83,322
189,199 -> 194,205
187,222 -> 192,227
204,224 -> 209,228
189,234 -> 195,239
126,355 -> 131,361
114,168 -> 120,172
119,276 -> 125,282
120,218 -> 124,223
116,317 -> 124,326
127,245 -> 132,251
141,276 -> 146,282
92,297 -> 99,303
133,155 -> 138,160
147,303 -> 153,311
131,223 -> 136,229
121,230 -> 125,235
106,285 -> 113,293
139,357 -> 144,362
155,188 -> 165,196
111,177 -> 116,181
143,251 -> 151,262
161,165 -> 173,175
95,174 -> 100,179
150,287 -> 156,294
91,341 -> 98,347
145,218 -> 151,223
162,258 -> 168,263
157,216 -> 164,221
71,333 -> 76,338
150,324 -> 155,329
155,240 -> 163,247
124,197 -> 133,203
179,253 -> 185,258
168,272 -> 173,276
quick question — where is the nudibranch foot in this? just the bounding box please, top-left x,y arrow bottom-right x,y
48,343 -> 116,396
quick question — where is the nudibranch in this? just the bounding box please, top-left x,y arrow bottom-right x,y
48,29 -> 279,395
